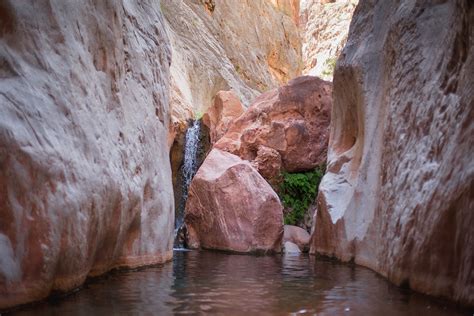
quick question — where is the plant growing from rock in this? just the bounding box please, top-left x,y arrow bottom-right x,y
322,57 -> 337,77
278,165 -> 325,226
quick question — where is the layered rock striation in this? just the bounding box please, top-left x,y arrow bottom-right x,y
162,0 -> 302,125
310,0 -> 474,305
0,0 -> 174,309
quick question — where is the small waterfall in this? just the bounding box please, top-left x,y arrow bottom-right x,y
175,120 -> 201,239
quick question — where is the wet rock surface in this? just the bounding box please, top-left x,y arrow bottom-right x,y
283,225 -> 310,252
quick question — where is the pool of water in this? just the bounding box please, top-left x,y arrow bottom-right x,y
8,250 -> 471,315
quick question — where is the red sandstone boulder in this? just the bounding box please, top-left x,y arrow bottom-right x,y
202,90 -> 245,144
283,225 -> 310,252
215,76 -> 331,182
184,149 -> 283,253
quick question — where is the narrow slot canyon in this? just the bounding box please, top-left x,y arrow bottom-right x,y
0,0 -> 473,315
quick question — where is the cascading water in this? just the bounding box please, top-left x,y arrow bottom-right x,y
175,120 -> 201,245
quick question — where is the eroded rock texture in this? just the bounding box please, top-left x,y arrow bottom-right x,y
300,0 -> 358,80
185,149 -> 283,253
215,76 -> 332,184
202,90 -> 245,145
0,1 -> 174,309
268,0 -> 300,25
162,0 -> 302,125
310,0 -> 474,305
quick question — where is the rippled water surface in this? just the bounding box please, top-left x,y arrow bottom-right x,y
9,250 -> 471,315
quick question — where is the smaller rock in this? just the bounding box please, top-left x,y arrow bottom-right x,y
202,90 -> 245,144
252,145 -> 282,182
283,241 -> 301,254
283,225 -> 310,252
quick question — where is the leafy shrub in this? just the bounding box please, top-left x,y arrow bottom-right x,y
278,165 -> 325,225
322,57 -> 337,77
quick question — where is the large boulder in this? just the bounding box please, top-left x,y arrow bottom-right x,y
185,149 -> 283,253
215,76 -> 331,183
310,0 -> 474,306
0,1 -> 174,309
202,90 -> 245,145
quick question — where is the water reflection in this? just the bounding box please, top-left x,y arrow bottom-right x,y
8,250 -> 471,315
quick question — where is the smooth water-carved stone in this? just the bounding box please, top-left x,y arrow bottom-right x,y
310,0 -> 474,306
0,1 -> 174,309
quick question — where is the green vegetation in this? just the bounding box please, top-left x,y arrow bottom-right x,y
278,165 -> 325,226
322,57 -> 337,77
194,110 -> 204,119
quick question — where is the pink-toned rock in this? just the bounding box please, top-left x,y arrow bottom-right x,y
252,146 -> 283,181
283,241 -> 301,254
268,0 -> 300,25
202,90 -> 245,144
300,0 -> 357,80
0,1 -> 173,310
215,76 -> 331,182
310,0 -> 474,306
184,149 -> 283,253
283,225 -> 310,252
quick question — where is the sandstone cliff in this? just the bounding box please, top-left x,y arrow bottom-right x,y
310,0 -> 474,305
162,0 -> 302,125
268,0 -> 300,25
300,0 -> 357,80
0,1 -> 174,309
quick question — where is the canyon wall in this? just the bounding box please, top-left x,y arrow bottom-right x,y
310,0 -> 474,305
300,0 -> 357,80
0,0 -> 174,309
162,0 -> 302,125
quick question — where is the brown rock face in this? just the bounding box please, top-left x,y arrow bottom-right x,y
216,76 -> 331,182
0,1 -> 174,309
300,0 -> 358,80
268,0 -> 300,25
310,0 -> 474,305
283,225 -> 310,252
202,91 -> 245,145
185,149 -> 283,253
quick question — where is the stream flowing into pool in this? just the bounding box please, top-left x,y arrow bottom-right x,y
176,120 -> 201,231
8,250 -> 470,315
